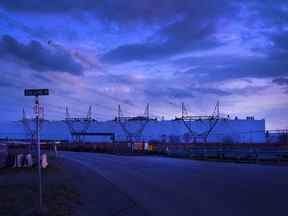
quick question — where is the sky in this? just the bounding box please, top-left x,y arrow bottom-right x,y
0,0 -> 287,129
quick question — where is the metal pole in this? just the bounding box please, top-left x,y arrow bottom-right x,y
217,101 -> 220,118
35,95 -> 43,210
118,104 -> 121,120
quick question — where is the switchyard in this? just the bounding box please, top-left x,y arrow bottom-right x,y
0,113 -> 266,144
0,102 -> 267,144
60,102 -> 265,144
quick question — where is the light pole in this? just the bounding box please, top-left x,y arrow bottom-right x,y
24,88 -> 49,211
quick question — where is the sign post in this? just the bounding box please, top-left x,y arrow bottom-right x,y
24,89 -> 49,211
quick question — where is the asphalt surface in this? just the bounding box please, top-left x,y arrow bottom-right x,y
61,152 -> 288,216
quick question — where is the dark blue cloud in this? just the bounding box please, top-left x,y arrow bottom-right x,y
0,0 -> 233,64
101,41 -> 221,64
269,31 -> 288,62
0,0 -> 233,23
144,87 -> 194,99
273,77 -> 288,94
273,77 -> 288,86
191,57 -> 286,78
191,88 -> 231,96
0,79 -> 14,87
101,19 -> 222,63
0,35 -> 83,75
248,0 -> 288,28
0,1 -> 235,65
143,81 -> 231,100
99,0 -> 236,63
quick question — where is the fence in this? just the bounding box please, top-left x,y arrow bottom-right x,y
147,142 -> 288,161
0,144 -> 8,168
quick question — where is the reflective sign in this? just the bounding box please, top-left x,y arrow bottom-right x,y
24,89 -> 49,96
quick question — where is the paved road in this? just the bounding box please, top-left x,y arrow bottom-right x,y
61,152 -> 288,216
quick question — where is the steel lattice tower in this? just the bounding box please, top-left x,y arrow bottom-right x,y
65,106 -> 93,143
179,101 -> 220,143
21,105 -> 44,152
116,104 -> 151,142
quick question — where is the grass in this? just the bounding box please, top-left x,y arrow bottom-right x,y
0,158 -> 81,216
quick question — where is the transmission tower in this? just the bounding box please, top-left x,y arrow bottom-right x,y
22,108 -> 34,140
65,106 -> 93,143
21,104 -> 45,151
178,101 -> 220,143
116,104 -> 151,142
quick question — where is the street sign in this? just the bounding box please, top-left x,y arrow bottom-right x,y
24,89 -> 49,96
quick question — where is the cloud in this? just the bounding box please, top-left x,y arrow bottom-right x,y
144,87 -> 194,99
174,30 -> 288,82
0,35 -> 83,75
191,87 -> 231,96
0,0 -> 234,23
142,81 -> 231,100
272,77 -> 288,94
269,31 -> 288,61
0,79 -> 14,87
248,0 -> 288,28
101,17 -> 223,64
98,0 -> 237,64
273,77 -> 288,86
5,0 -> 232,64
173,53 -> 288,82
0,1 -> 237,65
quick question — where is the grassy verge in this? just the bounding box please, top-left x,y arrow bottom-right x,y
0,157 -> 81,216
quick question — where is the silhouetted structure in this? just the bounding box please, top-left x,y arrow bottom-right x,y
116,104 -> 152,142
65,106 -> 93,143
177,102 -> 221,143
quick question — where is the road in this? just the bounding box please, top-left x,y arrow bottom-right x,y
61,152 -> 288,216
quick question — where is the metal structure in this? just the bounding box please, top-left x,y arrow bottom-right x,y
22,108 -> 35,142
22,106 -> 45,149
178,101 -> 220,143
65,106 -> 93,143
116,104 -> 151,142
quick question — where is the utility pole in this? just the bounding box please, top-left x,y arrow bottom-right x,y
24,88 -> 49,211
181,103 -> 184,119
35,95 -> 42,210
216,101 -> 220,118
118,104 -> 121,120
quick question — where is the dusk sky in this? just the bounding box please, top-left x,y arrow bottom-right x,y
0,0 -> 287,129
